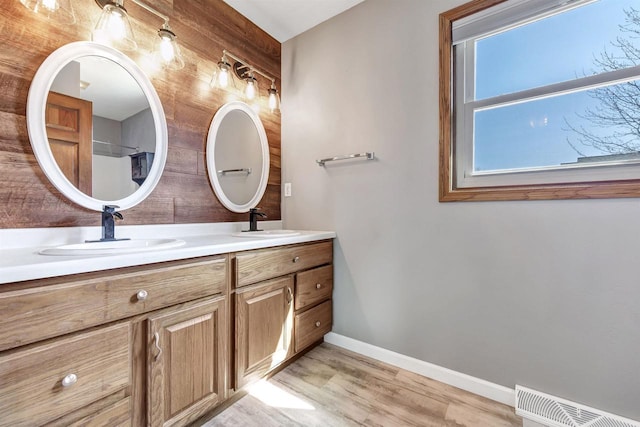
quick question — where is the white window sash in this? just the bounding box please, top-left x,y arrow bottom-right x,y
453,0 -> 640,189
452,0 -> 596,45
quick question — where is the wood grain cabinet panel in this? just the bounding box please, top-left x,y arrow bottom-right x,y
295,265 -> 333,311
295,300 -> 333,353
0,322 -> 130,427
64,397 -> 131,427
147,295 -> 227,427
0,256 -> 226,352
235,241 -> 332,287
236,276 -> 294,388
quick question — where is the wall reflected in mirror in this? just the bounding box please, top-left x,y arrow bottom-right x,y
48,55 -> 155,201
214,109 -> 264,206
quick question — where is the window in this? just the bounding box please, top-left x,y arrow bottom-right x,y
439,0 -> 640,201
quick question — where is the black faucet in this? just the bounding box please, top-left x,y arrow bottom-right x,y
248,208 -> 267,232
101,205 -> 124,241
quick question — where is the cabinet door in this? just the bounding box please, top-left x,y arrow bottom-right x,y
147,296 -> 227,427
236,276 -> 294,388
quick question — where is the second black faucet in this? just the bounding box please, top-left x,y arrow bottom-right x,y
248,208 -> 267,232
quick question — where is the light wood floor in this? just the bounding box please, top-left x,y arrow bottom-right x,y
202,343 -> 523,426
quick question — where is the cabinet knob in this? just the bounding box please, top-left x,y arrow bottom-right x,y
316,283 -> 322,289
292,256 -> 300,263
315,321 -> 321,328
136,290 -> 148,301
61,373 -> 78,387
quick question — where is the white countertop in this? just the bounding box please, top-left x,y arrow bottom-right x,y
0,223 -> 335,284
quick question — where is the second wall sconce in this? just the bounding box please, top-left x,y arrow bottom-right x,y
20,0 -> 76,24
211,50 -> 280,113
92,0 -> 185,70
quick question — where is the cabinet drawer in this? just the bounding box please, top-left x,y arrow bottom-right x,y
64,397 -> 131,427
236,240 -> 332,287
294,300 -> 332,353
0,323 -> 130,427
295,265 -> 333,311
0,256 -> 226,351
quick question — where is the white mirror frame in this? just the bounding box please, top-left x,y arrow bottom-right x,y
206,102 -> 270,213
26,41 -> 168,211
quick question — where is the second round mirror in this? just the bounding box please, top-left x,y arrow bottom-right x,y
206,102 -> 270,213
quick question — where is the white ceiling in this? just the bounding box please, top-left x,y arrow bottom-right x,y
222,0 -> 366,42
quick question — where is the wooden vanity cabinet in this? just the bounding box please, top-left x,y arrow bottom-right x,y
0,239 -> 334,426
234,240 -> 334,388
0,255 -> 228,427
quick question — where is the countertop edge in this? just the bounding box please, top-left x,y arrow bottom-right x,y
1,230 -> 336,285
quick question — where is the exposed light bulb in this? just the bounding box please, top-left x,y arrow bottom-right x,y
268,82 -> 280,113
108,10 -> 127,40
219,68 -> 229,87
42,0 -> 57,11
246,79 -> 256,100
268,92 -> 277,109
159,34 -> 175,61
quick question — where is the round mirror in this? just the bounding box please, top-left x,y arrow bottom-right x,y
206,102 -> 270,213
26,41 -> 167,211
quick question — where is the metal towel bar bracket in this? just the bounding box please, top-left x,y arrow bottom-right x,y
316,152 -> 375,166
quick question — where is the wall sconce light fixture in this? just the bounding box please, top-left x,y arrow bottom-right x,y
92,0 -> 185,70
20,0 -> 76,24
211,50 -> 280,113
92,0 -> 137,51
268,81 -> 281,113
210,52 -> 238,90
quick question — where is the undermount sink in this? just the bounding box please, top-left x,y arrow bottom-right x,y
39,238 -> 186,256
231,230 -> 301,239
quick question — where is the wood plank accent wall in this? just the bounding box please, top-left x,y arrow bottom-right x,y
0,0 -> 281,228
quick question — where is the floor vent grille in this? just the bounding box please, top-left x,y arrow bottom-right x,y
515,386 -> 639,427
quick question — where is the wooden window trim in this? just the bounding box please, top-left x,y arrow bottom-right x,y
438,0 -> 640,202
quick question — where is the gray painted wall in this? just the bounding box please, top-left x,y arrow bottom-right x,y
122,108 -> 155,154
282,0 -> 640,420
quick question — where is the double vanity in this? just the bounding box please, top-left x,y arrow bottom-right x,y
0,229 -> 335,426
2,28 -> 327,426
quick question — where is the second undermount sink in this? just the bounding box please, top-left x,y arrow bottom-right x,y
231,230 -> 301,238
39,238 -> 186,256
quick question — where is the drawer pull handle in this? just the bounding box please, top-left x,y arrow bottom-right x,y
287,287 -> 293,305
316,283 -> 322,289
315,321 -> 321,328
136,290 -> 148,301
293,256 -> 300,263
61,373 -> 78,387
153,332 -> 163,362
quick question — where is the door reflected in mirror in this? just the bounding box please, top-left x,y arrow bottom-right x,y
47,55 -> 155,201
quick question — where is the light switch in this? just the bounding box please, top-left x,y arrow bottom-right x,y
284,182 -> 292,197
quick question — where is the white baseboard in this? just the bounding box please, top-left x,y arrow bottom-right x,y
324,332 -> 515,407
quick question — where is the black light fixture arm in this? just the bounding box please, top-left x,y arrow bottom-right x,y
95,0 -> 171,26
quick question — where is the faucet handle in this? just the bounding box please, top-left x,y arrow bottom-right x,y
250,207 -> 267,218
103,205 -> 120,213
